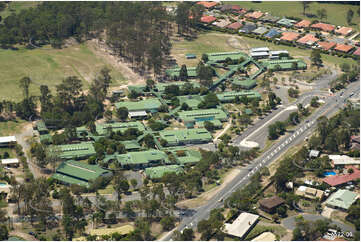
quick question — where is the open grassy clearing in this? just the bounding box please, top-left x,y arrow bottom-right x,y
0,119 -> 26,136
0,42 -> 126,102
0,1 -> 40,19
229,1 -> 360,30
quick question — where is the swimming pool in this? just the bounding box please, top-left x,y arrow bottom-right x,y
324,171 -> 336,176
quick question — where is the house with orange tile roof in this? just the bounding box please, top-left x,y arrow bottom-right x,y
226,22 -> 243,30
334,44 -> 354,53
245,11 -> 263,20
280,32 -> 300,42
335,26 -> 353,36
310,22 -> 335,32
317,41 -> 337,51
196,1 -> 218,9
353,47 -> 360,56
296,34 -> 319,46
294,19 -> 311,28
200,15 -> 217,24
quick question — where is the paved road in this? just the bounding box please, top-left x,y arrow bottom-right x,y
282,213 -> 356,233
160,81 -> 359,241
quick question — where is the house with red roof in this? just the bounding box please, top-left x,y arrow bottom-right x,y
353,47 -> 360,56
335,27 -> 353,36
200,15 -> 217,24
311,22 -> 335,32
280,32 -> 300,42
245,11 -> 264,20
317,41 -> 337,51
294,19 -> 311,28
226,22 -> 243,30
334,44 -> 354,53
197,1 -> 218,9
297,34 -> 319,46
323,167 -> 360,187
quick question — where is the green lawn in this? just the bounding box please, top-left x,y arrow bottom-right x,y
229,1 -> 360,30
0,43 -> 126,101
0,1 -> 40,19
0,119 -> 26,136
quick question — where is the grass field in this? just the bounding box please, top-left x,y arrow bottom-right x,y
0,43 -> 126,101
0,119 -> 26,136
230,1 -> 360,30
0,1 -> 40,19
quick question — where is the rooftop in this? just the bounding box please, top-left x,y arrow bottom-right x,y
296,34 -> 319,45
160,128 -> 212,145
116,149 -> 168,166
259,196 -> 285,209
335,26 -> 353,36
326,189 -> 358,210
334,44 -> 354,53
264,28 -> 282,38
261,14 -> 280,23
317,41 -> 337,51
145,165 -> 184,179
277,18 -> 296,27
252,232 -> 276,241
354,47 -> 360,56
212,19 -> 232,28
329,155 -> 360,166
1,158 -> 19,165
245,11 -> 263,19
164,68 -> 198,78
52,142 -> 96,160
0,136 -> 16,143
323,167 -> 360,186
217,91 -> 261,101
223,212 -> 259,238
311,22 -> 335,32
252,26 -> 269,35
295,186 -> 324,200
94,121 -> 145,136
232,78 -> 257,89
115,98 -> 162,112
178,108 -> 228,123
175,149 -> 202,165
197,1 -> 218,8
294,19 -> 311,28
226,22 -> 243,30
280,32 -> 300,41
251,47 -> 270,52
200,15 -> 217,23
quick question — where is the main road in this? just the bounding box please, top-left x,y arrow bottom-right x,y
160,80 -> 359,241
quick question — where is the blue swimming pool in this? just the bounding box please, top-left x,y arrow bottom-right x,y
324,171 -> 336,176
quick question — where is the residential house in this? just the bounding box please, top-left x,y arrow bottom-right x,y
213,19 -> 232,28
260,14 -> 280,24
329,155 -> 360,168
245,11 -> 264,20
277,18 -> 296,28
197,1 -> 218,9
259,196 -> 285,213
334,44 -> 354,53
311,22 -> 335,32
317,41 -> 337,51
226,22 -> 243,30
1,158 -> 19,168
239,22 -> 257,34
323,167 -> 360,187
294,19 -> 311,28
264,29 -> 282,38
0,136 -> 16,148
252,26 -> 269,35
296,34 -> 319,46
280,32 -> 300,41
295,186 -> 324,200
223,212 -> 259,239
353,47 -> 360,56
200,15 -> 217,24
335,27 -> 353,36
325,189 -> 358,211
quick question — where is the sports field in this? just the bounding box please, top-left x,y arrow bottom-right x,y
230,1 -> 360,30
0,43 -> 126,101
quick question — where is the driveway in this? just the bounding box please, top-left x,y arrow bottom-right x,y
281,213 -> 355,233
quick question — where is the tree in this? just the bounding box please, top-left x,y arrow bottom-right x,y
204,121 -> 216,132
19,76 -> 32,100
130,179 -> 138,189
160,216 -> 176,231
317,9 -> 327,20
116,107 -> 129,121
302,1 -> 311,16
288,112 -> 300,125
198,92 -> 219,109
179,64 -> 188,81
143,134 -> 156,148
202,54 -> 209,63
347,9 -> 354,25
146,79 -> 155,89
310,49 -> 323,68
310,96 -> 319,107
0,225 -> 8,241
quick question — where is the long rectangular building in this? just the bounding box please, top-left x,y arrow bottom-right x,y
165,67 -> 198,79
207,51 -> 248,63
116,149 -> 169,169
262,59 -> 307,71
115,98 -> 162,113
0,136 -> 16,147
52,160 -> 112,187
155,81 -> 200,92
51,142 -> 96,160
77,121 -> 145,137
159,128 -> 212,146
217,91 -> 261,102
177,108 -> 228,126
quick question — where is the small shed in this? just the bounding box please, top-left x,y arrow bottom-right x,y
185,54 -> 196,59
259,196 -> 285,213
309,150 -> 320,158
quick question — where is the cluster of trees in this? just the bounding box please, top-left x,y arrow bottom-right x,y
197,61 -> 215,87
309,105 -> 359,152
331,63 -> 360,91
175,2 -> 204,35
198,92 -> 219,109
346,200 -> 360,236
310,49 -> 323,68
197,208 -> 226,240
288,87 -> 300,98
268,121 -> 286,140
292,217 -> 332,241
165,83 -> 203,100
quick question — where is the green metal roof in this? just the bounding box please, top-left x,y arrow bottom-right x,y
243,108 -> 253,115
116,149 -> 168,166
120,140 -> 141,150
177,108 -> 228,123
145,165 -> 184,179
159,128 -> 212,145
277,18 -> 296,27
177,95 -> 204,109
262,59 -> 307,71
36,120 -> 48,132
96,122 -> 145,136
51,142 -> 96,160
232,78 -> 257,89
155,81 -> 200,92
165,67 -> 198,78
52,160 -> 111,187
175,149 -> 202,165
206,51 -> 248,63
196,119 -> 223,128
217,91 -> 261,102
326,189 -> 358,210
39,134 -> 52,143
115,98 -> 162,112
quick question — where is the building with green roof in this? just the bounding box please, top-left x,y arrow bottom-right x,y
165,67 -> 198,79
177,108 -> 228,126
175,149 -> 202,165
217,91 -> 261,102
115,98 -> 162,113
35,120 -> 49,135
159,128 -> 212,146
39,133 -> 52,143
116,149 -> 169,169
206,51 -> 248,63
120,140 -> 141,151
196,119 -> 223,129
51,142 -> 96,160
262,59 -> 307,71
155,81 -> 201,93
243,108 -> 253,115
145,165 -> 184,179
177,95 -> 204,109
325,189 -> 358,210
77,121 -> 145,138
128,85 -> 147,94
277,18 -> 296,27
232,78 -> 257,89
52,160 -> 112,187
